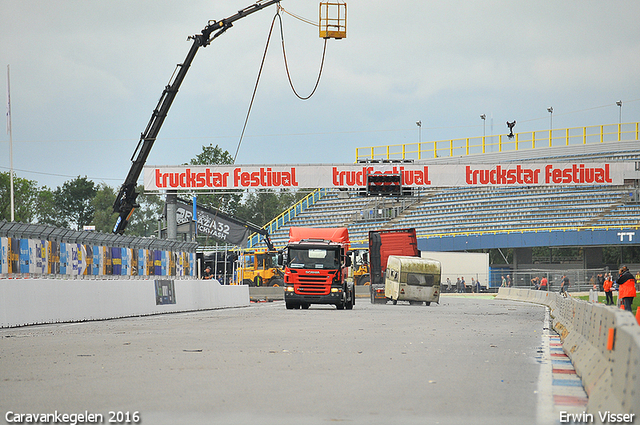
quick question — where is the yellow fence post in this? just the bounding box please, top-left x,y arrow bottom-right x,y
532,132 -> 536,150
583,126 -> 587,145
601,125 -> 604,143
618,123 -> 621,142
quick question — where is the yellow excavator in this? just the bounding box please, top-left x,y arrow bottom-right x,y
237,249 -> 284,287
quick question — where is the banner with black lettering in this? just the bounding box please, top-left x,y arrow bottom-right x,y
176,200 -> 250,248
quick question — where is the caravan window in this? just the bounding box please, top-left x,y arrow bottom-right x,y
406,272 -> 434,286
386,268 -> 399,282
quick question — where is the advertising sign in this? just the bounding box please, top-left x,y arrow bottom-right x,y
175,200 -> 251,248
154,280 -> 176,305
145,162 -> 630,191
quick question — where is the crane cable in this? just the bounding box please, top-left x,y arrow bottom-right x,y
276,10 -> 328,101
234,7 -> 327,162
233,11 -> 278,163
278,5 -> 317,27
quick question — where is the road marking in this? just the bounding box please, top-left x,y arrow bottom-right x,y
536,308 -> 589,423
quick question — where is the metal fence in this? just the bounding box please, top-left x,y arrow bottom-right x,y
0,221 -> 198,279
504,267 -> 630,293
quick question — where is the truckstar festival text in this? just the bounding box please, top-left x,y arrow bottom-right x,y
145,163 -> 626,191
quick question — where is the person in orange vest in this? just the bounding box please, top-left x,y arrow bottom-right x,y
616,265 -> 636,312
539,276 -> 548,291
603,273 -> 614,306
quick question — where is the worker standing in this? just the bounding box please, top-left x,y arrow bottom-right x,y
603,273 -> 614,306
616,265 -> 636,312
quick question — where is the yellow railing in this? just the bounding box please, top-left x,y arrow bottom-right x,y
355,122 -> 640,162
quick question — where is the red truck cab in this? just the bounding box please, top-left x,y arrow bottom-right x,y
283,227 -> 354,310
369,228 -> 420,303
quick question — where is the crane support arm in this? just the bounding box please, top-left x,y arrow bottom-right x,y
113,0 -> 280,235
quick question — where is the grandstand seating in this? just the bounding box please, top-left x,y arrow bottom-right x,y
266,183 -> 638,247
258,139 -> 640,249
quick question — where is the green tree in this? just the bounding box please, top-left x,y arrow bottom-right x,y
236,189 -> 306,227
0,172 -> 39,223
126,185 -> 164,237
55,176 -> 97,230
91,183 -> 119,233
35,186 -> 65,227
188,144 -> 241,214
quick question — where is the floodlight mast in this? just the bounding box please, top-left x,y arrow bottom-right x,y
113,0 -> 281,235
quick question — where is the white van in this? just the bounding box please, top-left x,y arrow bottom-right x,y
384,255 -> 441,306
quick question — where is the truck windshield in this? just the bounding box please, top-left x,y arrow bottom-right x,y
288,248 -> 340,269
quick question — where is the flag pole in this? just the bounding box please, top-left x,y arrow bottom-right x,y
7,64 -> 15,222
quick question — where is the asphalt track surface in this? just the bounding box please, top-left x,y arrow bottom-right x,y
0,295 -> 557,425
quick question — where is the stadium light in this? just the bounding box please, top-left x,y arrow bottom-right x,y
480,114 -> 486,138
547,107 -> 553,145
416,120 -> 422,144
616,100 -> 623,124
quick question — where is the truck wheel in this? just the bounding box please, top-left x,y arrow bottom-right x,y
360,276 -> 370,286
336,302 -> 344,310
370,291 -> 375,304
270,278 -> 284,287
242,279 -> 253,286
286,301 -> 295,310
301,303 -> 310,309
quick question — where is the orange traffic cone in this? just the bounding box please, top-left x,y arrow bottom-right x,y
636,307 -> 640,325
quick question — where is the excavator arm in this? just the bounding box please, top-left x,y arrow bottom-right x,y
113,0 -> 280,234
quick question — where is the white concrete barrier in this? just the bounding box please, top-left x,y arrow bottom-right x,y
497,287 -> 639,420
0,278 -> 249,328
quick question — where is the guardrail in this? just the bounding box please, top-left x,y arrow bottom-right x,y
356,122 -> 640,161
496,287 -> 640,416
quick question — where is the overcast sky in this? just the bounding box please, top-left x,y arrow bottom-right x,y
2,0 -> 639,190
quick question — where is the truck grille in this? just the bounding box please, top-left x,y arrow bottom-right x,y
296,276 -> 330,295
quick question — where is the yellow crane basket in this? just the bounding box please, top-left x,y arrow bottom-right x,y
319,2 -> 346,39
